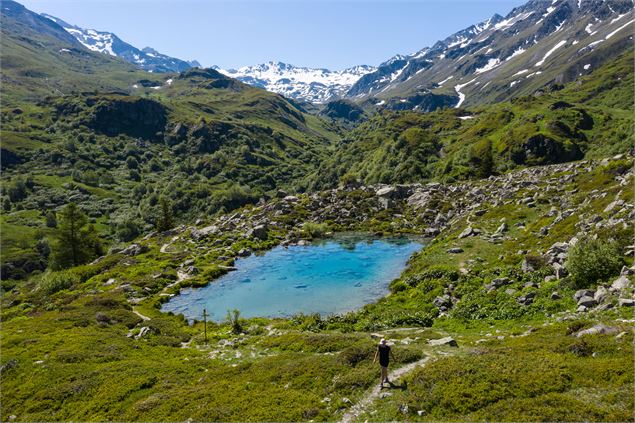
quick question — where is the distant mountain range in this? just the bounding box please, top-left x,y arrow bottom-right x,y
345,0 -> 634,109
41,13 -> 200,73
214,62 -> 376,104
36,0 -> 634,108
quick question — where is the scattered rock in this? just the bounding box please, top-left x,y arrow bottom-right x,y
485,277 -> 511,292
593,286 -> 608,303
517,291 -> 536,306
135,326 -> 154,340
576,324 -> 619,337
447,247 -> 464,254
120,243 -> 148,256
618,299 -> 635,307
247,224 -> 268,240
611,276 -> 632,291
494,222 -> 508,235
458,226 -> 478,239
428,337 -> 458,347
237,248 -> 251,257
577,296 -> 597,308
191,225 -> 219,240
574,289 -> 595,302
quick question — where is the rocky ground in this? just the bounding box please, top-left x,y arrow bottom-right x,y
2,154 -> 633,422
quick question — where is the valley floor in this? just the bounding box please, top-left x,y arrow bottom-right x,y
1,155 -> 634,422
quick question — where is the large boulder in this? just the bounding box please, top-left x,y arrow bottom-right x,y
376,185 -> 411,200
484,277 -> 511,292
428,337 -> 458,347
120,243 -> 148,256
576,324 -> 619,337
247,224 -> 268,240
458,226 -> 479,239
191,225 -> 219,240
577,296 -> 597,308
611,276 -> 632,292
573,289 -> 595,302
593,286 -> 609,303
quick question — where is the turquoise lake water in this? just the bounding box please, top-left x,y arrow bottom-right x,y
161,234 -> 422,322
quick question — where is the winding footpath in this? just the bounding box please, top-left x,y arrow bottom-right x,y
132,308 -> 151,321
339,356 -> 432,423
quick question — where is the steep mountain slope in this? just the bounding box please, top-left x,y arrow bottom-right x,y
216,61 -> 376,103
41,13 -> 201,73
0,0 -> 150,104
309,50 -> 634,189
346,0 -> 634,110
0,0 -> 340,279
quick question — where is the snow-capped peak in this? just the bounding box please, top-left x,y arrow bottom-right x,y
40,13 -> 199,73
216,62 -> 377,103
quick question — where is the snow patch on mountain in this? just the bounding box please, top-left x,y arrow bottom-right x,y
606,19 -> 635,39
41,13 -> 199,73
535,39 -> 567,67
494,11 -> 534,31
475,58 -> 501,74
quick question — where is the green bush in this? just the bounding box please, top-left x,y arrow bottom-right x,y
301,222 -> 329,239
226,309 -> 243,334
39,270 -> 80,295
566,238 -> 624,288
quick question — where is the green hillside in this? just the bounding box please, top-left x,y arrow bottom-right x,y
1,1 -> 633,421
308,51 -> 634,190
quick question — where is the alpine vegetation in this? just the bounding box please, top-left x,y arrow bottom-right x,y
1,0 -> 633,421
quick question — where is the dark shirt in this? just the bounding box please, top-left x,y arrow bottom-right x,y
378,344 -> 390,367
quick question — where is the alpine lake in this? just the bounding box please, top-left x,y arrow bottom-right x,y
161,233 -> 423,322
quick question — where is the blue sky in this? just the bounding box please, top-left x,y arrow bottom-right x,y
21,0 -> 526,70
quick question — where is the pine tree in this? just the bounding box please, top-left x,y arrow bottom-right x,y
49,203 -> 102,269
156,197 -> 174,232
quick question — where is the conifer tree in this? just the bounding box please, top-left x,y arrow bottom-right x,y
156,197 -> 174,232
50,203 -> 102,269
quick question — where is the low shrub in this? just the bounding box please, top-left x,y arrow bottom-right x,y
566,238 -> 624,288
338,344 -> 374,367
39,270 -> 80,295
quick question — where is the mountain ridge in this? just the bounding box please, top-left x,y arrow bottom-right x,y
40,12 -> 201,73
215,61 -> 377,104
345,0 -> 634,110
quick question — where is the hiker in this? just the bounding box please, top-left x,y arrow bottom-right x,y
373,338 -> 395,387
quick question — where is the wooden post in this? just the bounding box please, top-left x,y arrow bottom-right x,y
203,309 -> 208,344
